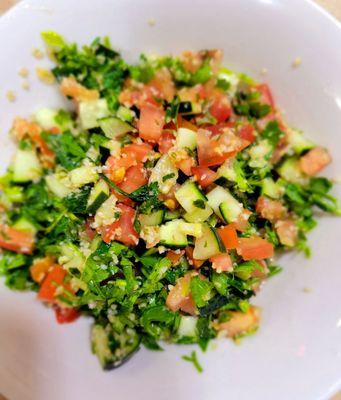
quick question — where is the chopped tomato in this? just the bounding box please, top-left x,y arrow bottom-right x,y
299,147 -> 331,176
252,260 -> 269,280
178,84 -> 205,103
0,224 -> 34,254
275,220 -> 298,247
210,253 -> 232,273
118,163 -> 148,193
119,84 -> 159,108
179,51 -> 204,73
237,237 -> 274,260
30,256 -> 55,283
85,218 -> 96,241
185,247 -> 204,268
197,129 -> 245,167
54,306 -> 80,324
100,204 -> 139,247
192,166 -> 217,188
60,77 -> 99,101
166,272 -> 196,315
149,68 -> 175,102
38,265 -> 66,303
238,123 -> 255,143
158,131 -> 176,154
218,225 -> 238,250
138,104 -> 165,142
176,156 -> 196,176
121,142 -> 153,163
177,116 -> 198,132
166,250 -> 185,265
256,83 -> 275,108
232,210 -> 252,232
256,196 -> 287,222
213,306 -> 260,338
209,95 -> 231,123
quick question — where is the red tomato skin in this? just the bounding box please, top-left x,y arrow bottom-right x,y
210,96 -> 232,123
210,253 -> 233,273
38,265 -> 66,303
54,306 -> 80,324
138,104 -> 165,142
0,224 -> 34,254
158,131 -> 176,154
237,237 -> 274,260
299,147 -> 331,176
238,124 -> 255,143
218,225 -> 238,250
121,142 -> 153,163
101,204 -> 139,247
118,163 -> 148,194
256,83 -> 275,108
191,166 -> 217,188
85,218 -> 96,241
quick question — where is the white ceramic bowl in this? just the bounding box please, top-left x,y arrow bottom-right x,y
0,1 -> 341,399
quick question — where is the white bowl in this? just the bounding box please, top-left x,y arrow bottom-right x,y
0,1 -> 341,399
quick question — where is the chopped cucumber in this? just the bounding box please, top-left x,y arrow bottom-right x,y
4,186 -> 24,203
116,106 -> 135,123
139,209 -> 164,226
177,316 -> 198,338
34,108 -> 57,130
175,180 -> 212,222
69,165 -> 99,188
261,177 -> 283,199
12,149 -> 42,183
216,158 -> 237,183
248,139 -> 272,169
178,101 -> 202,115
45,173 -> 72,198
93,195 -> 118,228
193,223 -> 225,260
87,179 -> 110,215
176,127 -> 197,150
79,99 -> 110,129
149,155 -> 178,194
164,209 -> 181,221
207,186 -> 243,222
12,217 -> 36,234
59,243 -> 85,272
99,117 -> 133,139
277,158 -> 307,184
159,219 -> 202,248
287,128 -> 314,155
218,68 -> 240,96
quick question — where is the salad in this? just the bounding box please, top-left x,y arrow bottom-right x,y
0,32 -> 339,370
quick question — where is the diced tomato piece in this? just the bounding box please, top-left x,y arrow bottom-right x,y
275,220 -> 298,247
185,247 -> 204,268
121,142 -> 153,163
166,250 -> 185,266
192,166 -> 217,188
138,104 -> 165,142
166,272 -> 196,315
149,68 -> 175,102
197,129 -> 245,167
299,147 -> 331,176
158,131 -> 176,154
0,224 -> 34,254
54,306 -> 80,324
100,204 -> 139,247
232,210 -> 252,232
256,196 -> 287,222
118,163 -> 148,193
177,116 -> 198,132
177,156 -> 196,176
210,95 -> 231,123
210,253 -> 232,273
30,256 -> 55,283
213,306 -> 260,338
38,265 -> 66,303
238,124 -> 255,143
85,218 -> 96,241
119,85 -> 160,108
252,260 -> 269,280
60,77 -> 99,101
256,83 -> 275,108
218,225 -> 238,250
237,237 -> 274,260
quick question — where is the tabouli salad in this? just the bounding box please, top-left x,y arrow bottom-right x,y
0,32 -> 339,370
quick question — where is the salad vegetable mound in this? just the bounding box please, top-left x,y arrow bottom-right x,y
0,32 -> 339,369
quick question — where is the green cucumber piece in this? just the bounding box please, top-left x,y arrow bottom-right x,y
277,158 -> 307,184
99,117 -> 134,139
193,223 -> 225,260
59,243 -> 85,272
261,177 -> 283,199
12,217 -> 37,234
87,179 -> 110,214
149,155 -> 178,194
287,128 -> 314,155
176,127 -> 197,150
139,209 -> 164,226
45,173 -> 73,198
79,99 -> 110,129
12,149 -> 42,183
69,165 -> 99,188
206,186 -> 243,222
